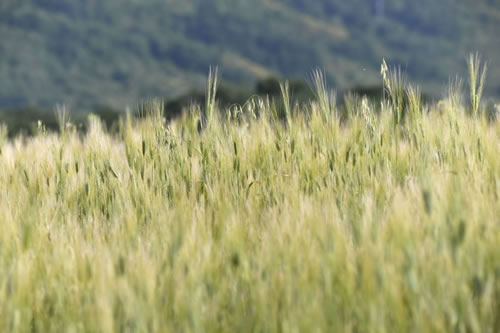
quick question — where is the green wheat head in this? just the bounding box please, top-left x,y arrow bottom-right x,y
467,52 -> 487,116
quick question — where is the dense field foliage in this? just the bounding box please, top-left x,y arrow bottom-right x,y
1,68 -> 500,332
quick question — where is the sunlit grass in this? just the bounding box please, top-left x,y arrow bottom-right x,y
1,64 -> 500,332
468,52 -> 488,116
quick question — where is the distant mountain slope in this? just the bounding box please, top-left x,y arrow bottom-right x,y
0,0 -> 499,109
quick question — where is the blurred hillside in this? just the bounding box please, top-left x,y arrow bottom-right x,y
1,0 -> 500,109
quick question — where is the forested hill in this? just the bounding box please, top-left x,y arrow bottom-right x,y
1,0 -> 500,109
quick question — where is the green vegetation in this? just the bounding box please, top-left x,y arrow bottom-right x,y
1,61 -> 500,331
2,0 -> 500,109
0,76 -> 316,137
468,53 -> 488,117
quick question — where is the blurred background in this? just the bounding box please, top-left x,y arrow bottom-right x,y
1,0 -> 499,135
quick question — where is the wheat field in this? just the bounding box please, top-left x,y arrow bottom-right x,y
1,64 -> 500,332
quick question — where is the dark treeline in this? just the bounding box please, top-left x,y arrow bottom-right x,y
0,77 -> 392,138
4,0 -> 500,109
